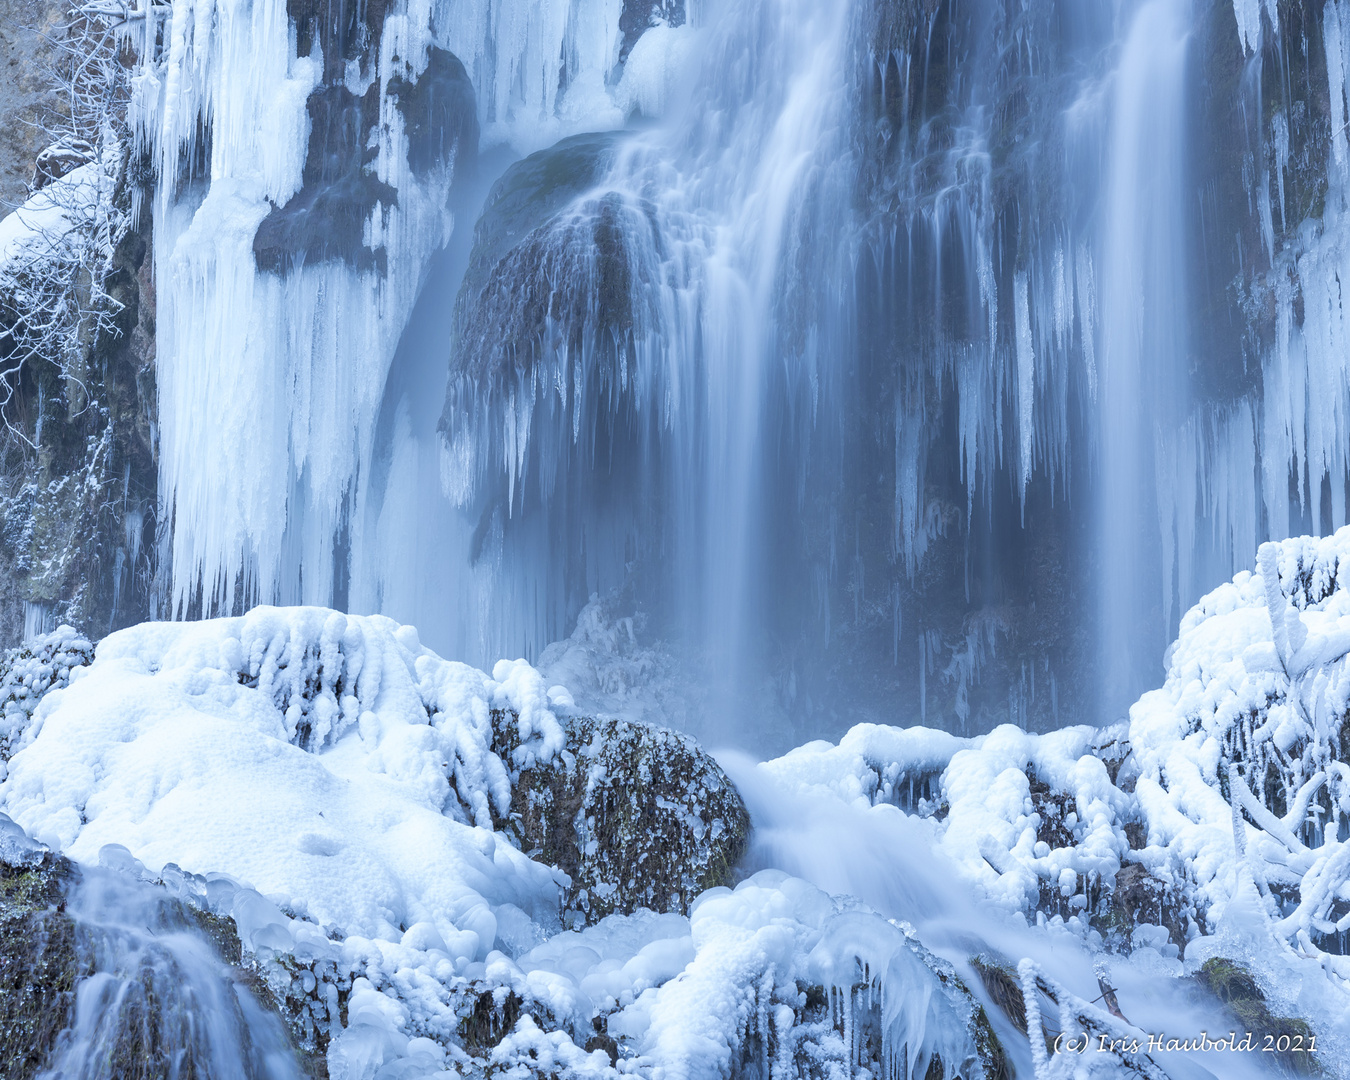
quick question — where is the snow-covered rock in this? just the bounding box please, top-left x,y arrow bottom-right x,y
504,711 -> 750,924
0,624 -> 93,760
15,522 -> 1350,1077
0,607 -> 788,1077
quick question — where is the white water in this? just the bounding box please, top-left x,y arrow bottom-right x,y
39,853 -> 302,1080
724,753 -> 1286,1080
101,0 -> 1350,734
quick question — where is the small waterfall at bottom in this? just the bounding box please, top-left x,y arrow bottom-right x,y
13,840 -> 304,1080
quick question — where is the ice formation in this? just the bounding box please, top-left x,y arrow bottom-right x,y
0,607 -> 990,1079
9,536 -> 1350,1076
95,0 -> 692,633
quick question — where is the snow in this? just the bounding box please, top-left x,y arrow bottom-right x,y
741,528 -> 1350,1073
0,165 -> 103,271
1,608 -> 566,951
12,552 -> 1350,1075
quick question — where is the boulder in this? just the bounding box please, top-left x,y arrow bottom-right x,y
494,709 -> 750,923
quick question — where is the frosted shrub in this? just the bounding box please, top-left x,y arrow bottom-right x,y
0,625 -> 93,757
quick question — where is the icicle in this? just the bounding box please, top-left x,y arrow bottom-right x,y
1014,270 -> 1035,502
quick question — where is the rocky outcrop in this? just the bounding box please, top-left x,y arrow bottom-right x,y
446,130 -> 637,389
0,194 -> 159,646
0,1 -> 159,647
494,708 -> 750,924
255,1 -> 478,274
1195,958 -> 1316,1075
0,834 -> 80,1080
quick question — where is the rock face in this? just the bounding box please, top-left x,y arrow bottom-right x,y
0,837 -> 80,1080
1195,958 -> 1316,1075
254,1 -> 478,275
495,709 -> 751,923
446,131 -> 631,389
0,3 -> 159,645
0,208 -> 159,645
0,0 -> 69,210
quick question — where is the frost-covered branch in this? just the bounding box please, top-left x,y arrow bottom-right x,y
0,4 -> 133,445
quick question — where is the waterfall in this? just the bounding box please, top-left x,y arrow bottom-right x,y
40,856 -> 302,1080
105,0 -> 1350,735
439,0 -> 857,697
1096,0 -> 1194,721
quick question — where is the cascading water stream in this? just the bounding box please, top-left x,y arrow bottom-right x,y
39,856 -> 302,1080
721,753 -> 1286,1080
1096,0 -> 1195,721
598,0 -> 857,684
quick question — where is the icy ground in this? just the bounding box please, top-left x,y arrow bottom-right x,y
7,533 -> 1350,1076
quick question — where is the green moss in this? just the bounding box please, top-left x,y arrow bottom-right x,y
1197,958 -> 1318,1076
952,969 -> 1012,1080
0,856 -> 83,1080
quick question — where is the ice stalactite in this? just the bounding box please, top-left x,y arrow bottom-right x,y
107,0 -> 656,623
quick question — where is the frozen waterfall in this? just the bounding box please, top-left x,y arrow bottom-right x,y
105,0 -> 1350,738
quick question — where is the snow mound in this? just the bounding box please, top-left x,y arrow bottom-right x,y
0,606 -> 568,954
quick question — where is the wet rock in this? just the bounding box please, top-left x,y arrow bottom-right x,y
0,817 -> 320,1079
252,82 -> 394,275
1195,957 -> 1316,1075
390,49 -> 479,179
256,0 -> 477,276
493,709 -> 750,924
447,131 -> 635,385
1100,863 -> 1190,952
0,834 -> 81,1080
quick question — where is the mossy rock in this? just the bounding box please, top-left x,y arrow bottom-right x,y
494,710 -> 750,923
0,849 -> 83,1080
0,818 -> 324,1079
1094,862 -> 1190,953
1196,957 -> 1318,1076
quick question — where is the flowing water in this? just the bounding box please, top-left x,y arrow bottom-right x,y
127,0 -> 1350,739
1095,0 -> 1195,721
40,858 -> 302,1080
723,753 -> 1287,1080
